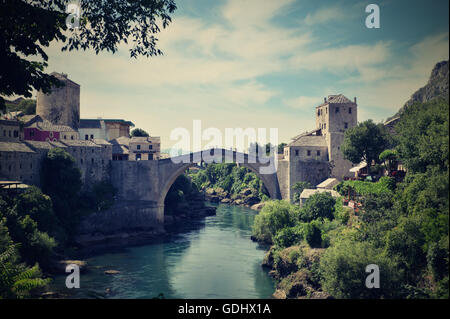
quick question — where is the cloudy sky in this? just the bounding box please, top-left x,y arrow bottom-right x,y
43,0 -> 449,149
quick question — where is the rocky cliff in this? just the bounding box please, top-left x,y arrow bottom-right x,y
387,60 -> 449,122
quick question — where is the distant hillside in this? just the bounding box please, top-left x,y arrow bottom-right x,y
387,60 -> 449,122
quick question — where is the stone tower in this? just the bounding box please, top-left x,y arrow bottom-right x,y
315,94 -> 357,178
36,72 -> 80,130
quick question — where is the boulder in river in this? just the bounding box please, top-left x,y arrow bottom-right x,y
251,202 -> 266,211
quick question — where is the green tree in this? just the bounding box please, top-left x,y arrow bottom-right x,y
299,192 -> 336,222
14,186 -> 56,234
320,239 -> 404,298
40,148 -> 82,238
341,119 -> 389,169
277,143 -> 287,154
395,99 -> 449,173
252,201 -> 299,243
0,0 -> 176,111
131,128 -> 150,137
291,181 -> 312,204
379,149 -> 398,175
0,241 -> 50,299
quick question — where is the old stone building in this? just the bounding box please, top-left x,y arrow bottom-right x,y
0,119 -> 22,142
277,94 -> 357,202
110,136 -> 161,161
36,72 -> 80,130
78,118 -> 134,141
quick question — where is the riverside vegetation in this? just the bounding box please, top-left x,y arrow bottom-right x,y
188,163 -> 270,208
0,148 -> 116,298
250,99 -> 449,299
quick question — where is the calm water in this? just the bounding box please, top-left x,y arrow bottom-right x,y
51,203 -> 275,299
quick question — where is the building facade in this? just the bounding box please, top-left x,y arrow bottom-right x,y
277,94 -> 357,202
79,119 -> 134,141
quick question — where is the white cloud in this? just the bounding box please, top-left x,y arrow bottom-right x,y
304,6 -> 347,26
284,96 -> 322,110
39,0 -> 448,145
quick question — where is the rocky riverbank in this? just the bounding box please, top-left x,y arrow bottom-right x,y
261,245 -> 332,299
204,187 -> 266,211
164,191 -> 217,225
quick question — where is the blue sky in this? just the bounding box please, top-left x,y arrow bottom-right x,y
44,0 -> 449,148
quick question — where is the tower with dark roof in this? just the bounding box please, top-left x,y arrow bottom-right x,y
36,72 -> 80,130
315,94 -> 357,178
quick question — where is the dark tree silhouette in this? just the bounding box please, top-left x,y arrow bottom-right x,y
0,0 -> 177,110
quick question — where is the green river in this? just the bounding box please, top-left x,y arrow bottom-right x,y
51,203 -> 276,298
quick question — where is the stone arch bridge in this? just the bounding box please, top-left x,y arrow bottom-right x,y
78,149 -> 281,239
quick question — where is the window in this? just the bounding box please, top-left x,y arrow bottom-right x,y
149,145 -> 153,150
8,131 -> 11,137
344,122 -> 348,129
13,131 -> 18,138
349,107 -> 352,114
335,107 -> 339,113
3,130 -> 5,136
30,130 -> 35,137
90,134 -> 94,139
91,158 -> 94,164
30,163 -> 32,169
81,159 -> 83,164
307,150 -> 311,156
136,154 -> 141,160
326,107 -> 328,114
85,134 -> 88,140
317,150 -> 320,156
64,135 -> 67,139
71,135 -> 74,140
137,145 -> 141,150
92,149 -> 94,153
295,150 -> 299,156
324,123 -> 326,129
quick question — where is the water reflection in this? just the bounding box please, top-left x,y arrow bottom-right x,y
50,203 -> 275,299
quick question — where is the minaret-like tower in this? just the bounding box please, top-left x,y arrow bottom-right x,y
315,94 -> 357,178
36,72 -> 80,130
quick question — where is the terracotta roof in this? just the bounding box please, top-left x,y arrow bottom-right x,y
318,94 -> 354,107
92,139 -> 111,146
24,140 -> 67,150
112,144 -> 129,155
0,142 -> 35,153
290,128 -> 321,141
110,136 -> 131,146
61,140 -> 101,147
317,178 -> 339,189
288,135 -> 327,147
300,188 -> 340,199
26,118 -> 75,132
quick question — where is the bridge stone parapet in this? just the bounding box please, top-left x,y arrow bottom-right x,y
77,149 -> 281,241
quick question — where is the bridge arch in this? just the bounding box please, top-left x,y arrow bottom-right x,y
157,149 -> 281,208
